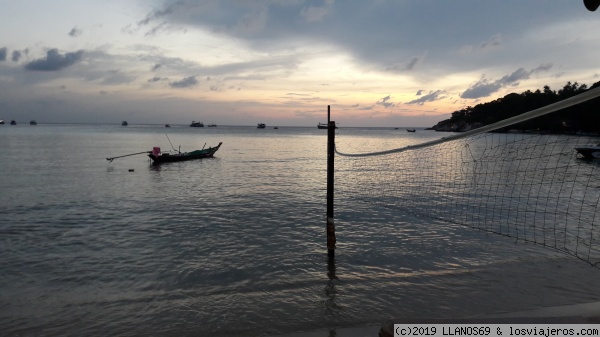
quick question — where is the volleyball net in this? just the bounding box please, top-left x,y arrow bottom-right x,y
334,87 -> 600,267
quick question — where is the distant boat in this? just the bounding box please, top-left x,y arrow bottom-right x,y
207,123 -> 217,127
0,119 -> 4,125
10,120 -> 16,125
406,128 -> 416,132
257,123 -> 266,129
190,121 -> 204,127
273,126 -> 278,129
165,124 -> 171,127
30,120 -> 37,125
122,121 -> 128,126
317,122 -> 337,129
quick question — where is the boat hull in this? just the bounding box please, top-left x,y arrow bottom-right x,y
148,142 -> 222,163
575,146 -> 600,159
317,123 -> 337,129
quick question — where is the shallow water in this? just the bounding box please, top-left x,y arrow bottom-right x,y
1,124 -> 599,336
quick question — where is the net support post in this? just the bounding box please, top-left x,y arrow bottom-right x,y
327,105 -> 336,259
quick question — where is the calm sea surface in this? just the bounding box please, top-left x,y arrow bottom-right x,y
1,124 -> 599,336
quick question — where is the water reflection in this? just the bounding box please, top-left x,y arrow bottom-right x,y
323,256 -> 342,319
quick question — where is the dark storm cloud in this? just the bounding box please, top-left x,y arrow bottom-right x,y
0,47 -> 7,61
461,64 -> 553,99
69,26 -> 82,37
406,90 -> 445,105
169,76 -> 198,88
24,49 -> 84,71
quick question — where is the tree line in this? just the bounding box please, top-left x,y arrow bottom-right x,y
431,80 -> 600,133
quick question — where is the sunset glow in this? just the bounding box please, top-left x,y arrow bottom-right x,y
1,1 -> 599,126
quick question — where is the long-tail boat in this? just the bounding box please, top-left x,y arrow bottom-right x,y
148,142 -> 222,164
106,142 -> 222,164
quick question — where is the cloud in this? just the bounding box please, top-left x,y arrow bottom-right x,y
100,69 -> 137,85
69,26 -> 82,37
12,50 -> 22,62
24,49 -> 84,71
404,57 -> 418,71
480,34 -> 502,50
376,95 -> 395,108
461,64 -> 553,99
138,2 -> 181,26
406,90 -> 445,105
533,63 -> 553,73
460,80 -> 501,99
0,47 -> 6,61
386,53 -> 426,72
169,76 -> 198,88
416,89 -> 424,96
301,0 -> 335,22
135,1 -> 190,35
148,76 -> 167,82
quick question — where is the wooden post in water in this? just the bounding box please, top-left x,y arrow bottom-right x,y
326,105 -> 336,259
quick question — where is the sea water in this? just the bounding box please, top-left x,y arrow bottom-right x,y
1,124 -> 599,336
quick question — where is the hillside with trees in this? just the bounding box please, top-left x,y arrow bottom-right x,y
430,81 -> 600,133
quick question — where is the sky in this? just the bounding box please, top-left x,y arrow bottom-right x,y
0,1 -> 599,127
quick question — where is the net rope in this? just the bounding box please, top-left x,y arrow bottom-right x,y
334,87 -> 600,267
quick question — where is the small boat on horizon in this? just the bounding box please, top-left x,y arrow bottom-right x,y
317,122 -> 337,129
30,120 -> 37,125
10,120 -> 16,125
207,123 -> 217,127
0,119 -> 4,125
165,124 -> 171,127
406,128 -> 416,132
122,121 -> 128,126
190,121 -> 204,127
257,123 -> 266,129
